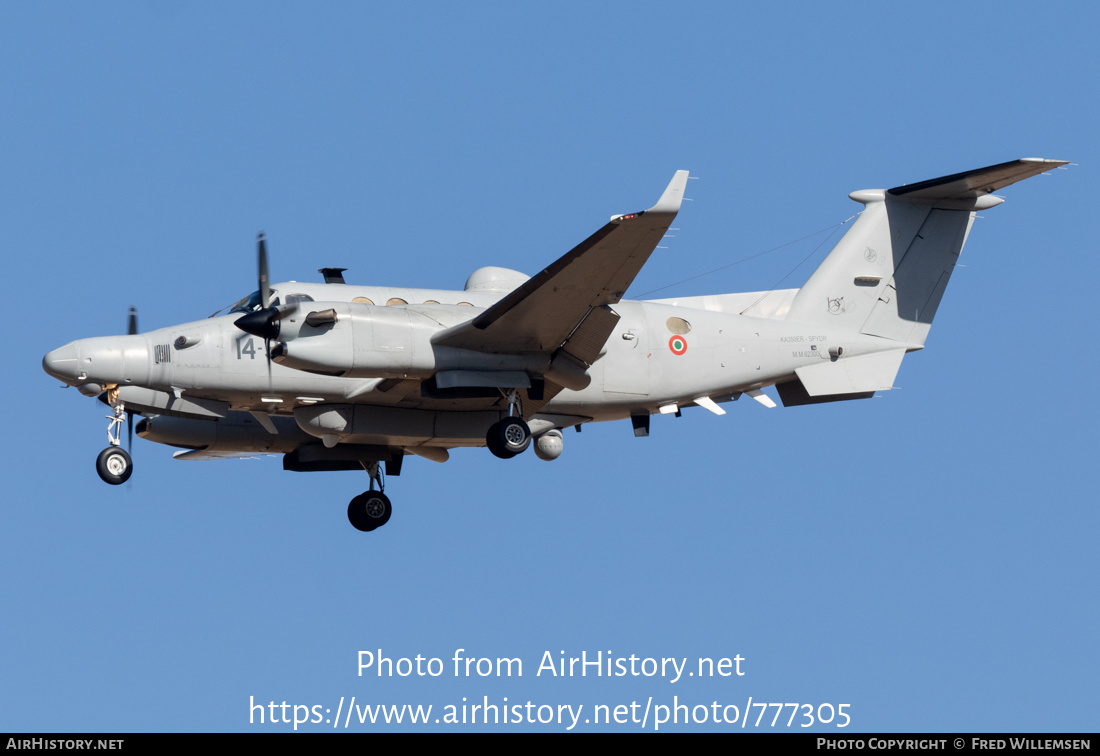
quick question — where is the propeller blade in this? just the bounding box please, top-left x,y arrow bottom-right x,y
126,305 -> 137,453
258,232 -> 271,310
265,337 -> 274,393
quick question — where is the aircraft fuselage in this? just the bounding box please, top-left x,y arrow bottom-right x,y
43,281 -> 906,449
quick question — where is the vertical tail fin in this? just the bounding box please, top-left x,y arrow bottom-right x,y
785,159 -> 1067,346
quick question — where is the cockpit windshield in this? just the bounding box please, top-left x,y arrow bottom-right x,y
230,290 -> 265,314
209,289 -> 278,318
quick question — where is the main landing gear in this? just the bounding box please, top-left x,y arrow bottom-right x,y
95,387 -> 133,485
486,390 -> 531,459
486,416 -> 531,458
347,461 -> 392,532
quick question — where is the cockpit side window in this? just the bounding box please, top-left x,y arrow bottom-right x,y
285,294 -> 315,305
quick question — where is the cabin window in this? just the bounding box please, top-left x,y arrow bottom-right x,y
666,317 -> 692,335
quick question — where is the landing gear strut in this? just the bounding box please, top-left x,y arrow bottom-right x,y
486,390 -> 531,459
96,386 -> 133,485
347,461 -> 392,532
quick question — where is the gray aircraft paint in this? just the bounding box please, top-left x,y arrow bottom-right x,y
42,159 -> 1068,527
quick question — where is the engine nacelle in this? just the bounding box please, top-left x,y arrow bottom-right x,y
273,302 -> 439,378
272,301 -> 562,381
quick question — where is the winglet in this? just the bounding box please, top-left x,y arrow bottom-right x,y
612,170 -> 689,221
650,169 -> 690,213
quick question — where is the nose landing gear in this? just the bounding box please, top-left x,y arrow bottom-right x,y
96,386 -> 133,485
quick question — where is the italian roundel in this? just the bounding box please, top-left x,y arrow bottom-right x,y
668,335 -> 688,355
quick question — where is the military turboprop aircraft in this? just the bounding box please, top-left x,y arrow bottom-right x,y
42,158 -> 1066,531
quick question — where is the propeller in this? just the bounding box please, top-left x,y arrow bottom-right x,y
233,233 -> 297,387
234,233 -> 299,340
234,233 -> 282,340
126,307 -> 137,452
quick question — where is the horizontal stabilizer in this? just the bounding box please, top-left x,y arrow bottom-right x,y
787,158 -> 1068,346
888,158 -> 1069,202
794,348 -> 906,396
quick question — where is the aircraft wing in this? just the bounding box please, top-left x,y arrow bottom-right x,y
432,170 -> 690,356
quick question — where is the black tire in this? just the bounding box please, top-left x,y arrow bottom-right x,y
486,423 -> 517,459
487,417 -> 530,459
347,491 -> 392,532
96,447 -> 133,485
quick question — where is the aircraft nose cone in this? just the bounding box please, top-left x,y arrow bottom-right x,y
42,343 -> 81,384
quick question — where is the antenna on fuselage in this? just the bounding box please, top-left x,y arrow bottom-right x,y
319,268 -> 347,284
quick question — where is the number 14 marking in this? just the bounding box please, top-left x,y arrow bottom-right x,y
236,336 -> 258,359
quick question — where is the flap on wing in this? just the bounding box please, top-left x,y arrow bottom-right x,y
432,170 -> 689,356
559,305 -> 620,367
888,158 -> 1069,201
794,348 -> 906,397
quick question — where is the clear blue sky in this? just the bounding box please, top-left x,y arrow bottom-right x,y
2,1 -> 1096,732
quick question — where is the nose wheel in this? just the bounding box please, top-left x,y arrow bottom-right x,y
96,446 -> 133,485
